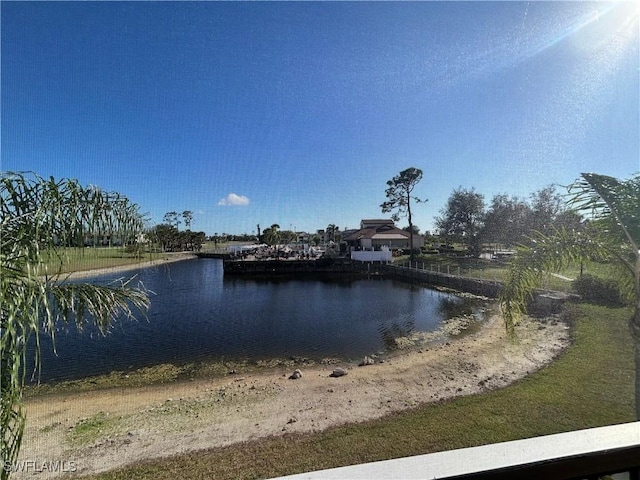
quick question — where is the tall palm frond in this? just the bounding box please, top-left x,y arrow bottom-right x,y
500,172 -> 640,418
1,172 -> 150,478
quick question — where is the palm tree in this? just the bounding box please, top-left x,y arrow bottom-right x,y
500,172 -> 640,419
326,224 -> 338,243
263,224 -> 281,245
1,173 -> 150,478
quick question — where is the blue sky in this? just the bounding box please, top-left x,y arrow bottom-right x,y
2,1 -> 638,236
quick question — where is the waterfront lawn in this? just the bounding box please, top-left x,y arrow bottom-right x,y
398,254 -> 618,293
38,247 -> 159,275
88,303 -> 635,480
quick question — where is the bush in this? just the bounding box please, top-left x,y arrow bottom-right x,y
572,274 -> 625,307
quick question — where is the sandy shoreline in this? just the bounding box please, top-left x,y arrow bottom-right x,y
17,310 -> 571,479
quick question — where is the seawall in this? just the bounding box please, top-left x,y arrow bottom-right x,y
218,257 -> 573,313
221,257 -> 378,276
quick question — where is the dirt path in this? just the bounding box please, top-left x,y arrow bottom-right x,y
16,313 -> 571,479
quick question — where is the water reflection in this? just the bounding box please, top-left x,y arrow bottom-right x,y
438,297 -> 476,319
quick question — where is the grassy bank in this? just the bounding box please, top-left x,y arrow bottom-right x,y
397,254 -> 617,292
39,247 -> 160,275
85,303 -> 635,480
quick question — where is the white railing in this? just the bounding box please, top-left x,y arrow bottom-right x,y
392,261 -> 503,284
274,422 -> 640,480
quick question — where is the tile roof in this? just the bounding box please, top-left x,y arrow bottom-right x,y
345,225 -> 410,241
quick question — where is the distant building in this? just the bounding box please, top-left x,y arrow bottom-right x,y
344,219 -> 424,251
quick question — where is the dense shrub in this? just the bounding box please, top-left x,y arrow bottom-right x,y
572,274 -> 625,307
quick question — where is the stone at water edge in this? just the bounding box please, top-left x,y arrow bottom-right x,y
359,356 -> 375,366
289,369 -> 303,380
329,367 -> 348,378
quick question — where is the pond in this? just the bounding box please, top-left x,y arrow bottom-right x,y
31,258 -> 486,382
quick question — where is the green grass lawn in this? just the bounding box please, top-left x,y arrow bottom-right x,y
85,303 -> 636,480
38,242 -> 242,275
38,247 -> 160,275
397,254 -> 619,293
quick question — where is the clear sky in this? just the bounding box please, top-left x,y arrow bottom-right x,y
2,1 -> 638,236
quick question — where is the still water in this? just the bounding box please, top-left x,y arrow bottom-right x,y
33,258 -> 484,382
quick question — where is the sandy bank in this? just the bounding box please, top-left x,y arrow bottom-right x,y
17,312 -> 571,479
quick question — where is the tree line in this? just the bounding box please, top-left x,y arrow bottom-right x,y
259,223 -> 342,246
378,167 -> 581,259
148,211 -> 206,252
434,185 -> 582,256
